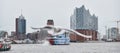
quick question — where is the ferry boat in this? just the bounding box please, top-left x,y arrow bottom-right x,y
49,33 -> 70,45
0,39 -> 11,51
0,31 -> 11,51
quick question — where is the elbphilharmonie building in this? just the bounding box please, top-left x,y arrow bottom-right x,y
70,5 -> 98,41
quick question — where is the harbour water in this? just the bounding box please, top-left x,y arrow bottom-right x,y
1,42 -> 120,53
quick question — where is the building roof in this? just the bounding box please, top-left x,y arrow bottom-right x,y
19,14 -> 25,19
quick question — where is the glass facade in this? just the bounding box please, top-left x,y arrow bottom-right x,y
107,28 -> 118,39
70,5 -> 98,31
16,15 -> 26,34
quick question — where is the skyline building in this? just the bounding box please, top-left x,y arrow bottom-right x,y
16,14 -> 26,40
102,27 -> 120,41
70,5 -> 98,41
70,5 -> 98,30
107,27 -> 118,40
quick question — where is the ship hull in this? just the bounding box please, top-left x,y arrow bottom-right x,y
0,44 -> 11,51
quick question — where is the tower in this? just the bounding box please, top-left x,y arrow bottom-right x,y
15,14 -> 26,40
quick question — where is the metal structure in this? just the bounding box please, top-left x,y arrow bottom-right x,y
114,20 -> 120,40
114,20 -> 120,34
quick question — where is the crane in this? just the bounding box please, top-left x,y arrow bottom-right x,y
114,20 -> 120,32
114,20 -> 120,40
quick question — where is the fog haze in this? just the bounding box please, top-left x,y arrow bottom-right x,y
0,0 -> 120,35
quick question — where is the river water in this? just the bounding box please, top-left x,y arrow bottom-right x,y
1,42 -> 120,53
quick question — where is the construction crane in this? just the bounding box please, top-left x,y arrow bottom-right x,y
115,20 -> 120,40
114,20 -> 120,32
114,20 -> 120,40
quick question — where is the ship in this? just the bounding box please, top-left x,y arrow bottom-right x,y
49,33 -> 70,45
0,31 -> 11,51
0,39 -> 11,51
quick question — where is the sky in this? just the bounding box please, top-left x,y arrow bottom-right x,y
0,0 -> 120,35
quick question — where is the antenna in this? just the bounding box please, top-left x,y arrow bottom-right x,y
21,9 -> 23,15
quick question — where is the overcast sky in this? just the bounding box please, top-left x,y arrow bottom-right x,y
0,0 -> 120,35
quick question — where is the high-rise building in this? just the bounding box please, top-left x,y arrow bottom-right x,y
107,27 -> 118,40
70,5 -> 98,41
16,14 -> 26,40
